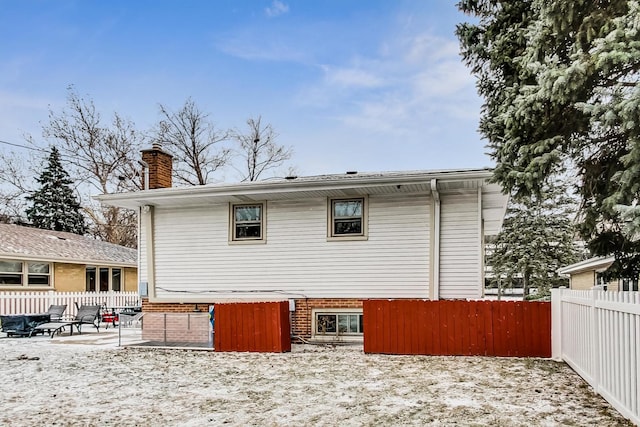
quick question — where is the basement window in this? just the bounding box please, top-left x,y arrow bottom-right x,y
313,309 -> 364,338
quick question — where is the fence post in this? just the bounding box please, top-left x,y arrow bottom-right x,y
551,288 -> 563,360
591,290 -> 601,394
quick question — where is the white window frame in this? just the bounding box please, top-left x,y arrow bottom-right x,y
327,197 -> 368,241
311,308 -> 364,342
0,259 -> 52,288
229,202 -> 266,244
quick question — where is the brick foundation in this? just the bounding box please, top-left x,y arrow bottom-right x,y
141,298 -> 364,341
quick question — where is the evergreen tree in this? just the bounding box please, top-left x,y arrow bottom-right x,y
488,179 -> 582,300
26,147 -> 86,234
457,0 -> 640,277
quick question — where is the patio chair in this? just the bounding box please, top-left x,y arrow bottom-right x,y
32,305 -> 102,338
27,304 -> 68,337
46,304 -> 67,322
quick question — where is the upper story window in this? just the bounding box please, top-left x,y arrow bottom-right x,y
329,197 -> 367,239
231,203 -> 265,242
0,259 -> 51,287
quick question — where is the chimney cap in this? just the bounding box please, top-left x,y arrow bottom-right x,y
152,141 -> 163,150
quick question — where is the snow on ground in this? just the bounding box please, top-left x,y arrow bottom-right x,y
0,330 -> 631,426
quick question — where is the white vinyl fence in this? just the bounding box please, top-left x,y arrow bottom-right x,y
552,289 -> 640,425
0,291 -> 140,318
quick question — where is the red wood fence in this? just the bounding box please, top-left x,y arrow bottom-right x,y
363,300 -> 551,357
214,301 -> 291,353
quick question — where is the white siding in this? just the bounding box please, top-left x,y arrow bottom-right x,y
149,194 -> 430,300
439,191 -> 481,298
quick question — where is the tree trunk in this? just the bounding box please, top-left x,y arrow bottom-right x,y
522,269 -> 530,300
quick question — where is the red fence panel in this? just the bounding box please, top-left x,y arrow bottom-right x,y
214,301 -> 291,353
363,299 -> 551,357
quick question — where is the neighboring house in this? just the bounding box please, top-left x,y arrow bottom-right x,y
558,256 -> 639,291
97,145 -> 508,341
0,223 -> 137,292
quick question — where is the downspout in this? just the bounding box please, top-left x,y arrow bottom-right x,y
478,186 -> 485,298
142,205 -> 156,299
430,179 -> 440,301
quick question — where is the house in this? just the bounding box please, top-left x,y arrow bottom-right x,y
0,223 -> 137,292
558,256 -> 639,291
96,145 -> 508,341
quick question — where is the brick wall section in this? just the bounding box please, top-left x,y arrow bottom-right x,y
141,145 -> 173,189
142,298 -> 364,340
141,312 -> 210,344
142,300 -> 208,313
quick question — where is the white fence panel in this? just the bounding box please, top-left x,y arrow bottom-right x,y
552,289 -> 640,425
0,291 -> 140,317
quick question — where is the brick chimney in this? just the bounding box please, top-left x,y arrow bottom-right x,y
140,143 -> 173,189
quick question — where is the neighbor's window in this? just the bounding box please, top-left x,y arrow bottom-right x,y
315,312 -> 364,336
330,198 -> 366,237
86,266 -> 123,292
0,259 -> 52,287
0,260 -> 23,286
27,262 -> 50,286
231,203 -> 264,241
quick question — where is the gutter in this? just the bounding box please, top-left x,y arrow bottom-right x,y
95,169 -> 493,206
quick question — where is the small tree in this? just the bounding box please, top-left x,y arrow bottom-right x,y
26,147 -> 86,234
232,116 -> 293,181
488,179 -> 581,299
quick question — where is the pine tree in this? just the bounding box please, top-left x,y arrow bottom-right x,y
457,0 -> 640,278
26,147 -> 86,234
488,179 -> 582,300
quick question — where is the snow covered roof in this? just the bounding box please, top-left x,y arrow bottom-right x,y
0,223 -> 137,267
96,167 -> 509,236
557,256 -> 615,275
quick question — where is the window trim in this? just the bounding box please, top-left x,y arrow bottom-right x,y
229,202 -> 267,244
0,259 -> 52,289
327,197 -> 368,241
311,308 -> 364,342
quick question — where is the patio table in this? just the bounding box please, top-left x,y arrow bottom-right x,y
0,314 -> 51,337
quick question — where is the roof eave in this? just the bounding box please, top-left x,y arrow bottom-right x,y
96,168 -> 495,209
0,252 -> 136,268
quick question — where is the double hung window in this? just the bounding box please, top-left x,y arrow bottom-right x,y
0,259 -> 51,287
329,198 -> 366,238
231,203 -> 265,242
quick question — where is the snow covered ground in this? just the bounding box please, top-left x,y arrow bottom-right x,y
0,330 -> 631,426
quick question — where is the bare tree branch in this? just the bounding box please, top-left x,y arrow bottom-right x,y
153,98 -> 230,186
232,116 -> 293,181
39,86 -> 142,247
